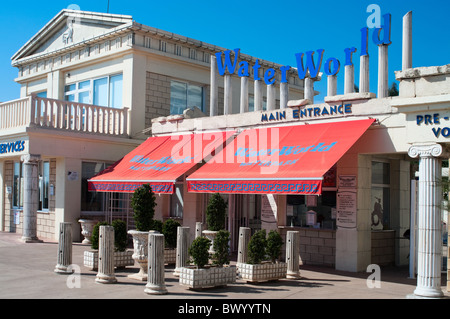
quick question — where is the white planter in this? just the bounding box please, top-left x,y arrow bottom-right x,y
83,250 -> 134,270
202,230 -> 218,254
78,219 -> 98,245
164,247 -> 176,265
179,265 -> 236,289
237,262 -> 287,283
128,230 -> 150,281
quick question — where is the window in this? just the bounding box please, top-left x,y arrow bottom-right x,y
81,162 -> 111,212
64,74 -> 123,108
248,96 -> 267,112
13,162 -> 24,208
286,192 -> 336,229
170,184 -> 183,218
170,80 -> 204,115
371,161 -> 390,230
39,161 -> 50,210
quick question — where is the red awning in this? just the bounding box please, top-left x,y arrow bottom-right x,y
186,119 -> 375,195
88,130 -> 235,194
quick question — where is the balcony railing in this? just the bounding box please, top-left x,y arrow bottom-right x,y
0,95 -> 129,136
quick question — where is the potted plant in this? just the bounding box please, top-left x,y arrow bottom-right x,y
238,229 -> 287,283
83,220 -> 133,270
202,193 -> 227,255
128,184 -> 157,281
162,218 -> 181,264
179,230 -> 236,289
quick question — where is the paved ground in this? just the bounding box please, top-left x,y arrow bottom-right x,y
0,231 -> 448,307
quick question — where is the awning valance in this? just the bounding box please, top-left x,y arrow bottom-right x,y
186,119 -> 375,195
88,130 -> 235,194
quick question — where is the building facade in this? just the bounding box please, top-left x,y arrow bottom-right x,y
0,9 -> 304,242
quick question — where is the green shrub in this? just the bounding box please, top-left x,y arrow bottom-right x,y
162,219 -> 181,249
188,236 -> 211,269
91,221 -> 109,250
212,230 -> 230,266
248,230 -> 267,264
111,219 -> 128,252
266,230 -> 283,263
205,193 -> 227,231
131,184 -> 156,231
152,219 -> 163,233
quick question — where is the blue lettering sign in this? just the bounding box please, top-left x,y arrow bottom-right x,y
0,140 -> 25,154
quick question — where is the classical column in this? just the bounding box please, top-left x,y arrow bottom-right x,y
266,84 -> 276,111
254,80 -> 263,111
304,77 -> 314,103
359,54 -> 370,93
173,226 -> 190,277
286,231 -> 301,279
377,45 -> 389,98
20,154 -> 42,243
224,74 -> 232,115
280,82 -> 289,109
195,222 -> 203,238
95,225 -> 117,284
210,55 -> 218,116
54,222 -> 73,274
145,233 -> 168,295
344,64 -> 354,94
237,227 -> 251,264
402,11 -> 413,71
240,76 -> 249,113
408,144 -> 444,298
327,75 -> 337,97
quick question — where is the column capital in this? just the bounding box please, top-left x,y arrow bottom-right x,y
21,154 -> 41,163
408,144 -> 443,159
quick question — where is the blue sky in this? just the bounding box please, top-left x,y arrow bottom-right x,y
0,0 -> 448,103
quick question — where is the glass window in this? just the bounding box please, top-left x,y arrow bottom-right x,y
109,74 -> 123,108
249,96 -> 267,112
39,161 -> 50,210
286,192 -> 336,229
13,162 -> 23,208
81,162 -> 111,211
371,161 -> 391,230
170,80 -> 203,115
93,77 -> 108,107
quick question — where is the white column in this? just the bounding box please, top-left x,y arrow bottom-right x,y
327,75 -> 337,97
237,227 -> 251,264
195,222 -> 203,238
95,225 -> 117,284
240,76 -> 249,113
377,45 -> 389,98
402,11 -> 413,71
286,231 -> 301,279
54,222 -> 73,274
359,55 -> 370,93
210,55 -> 218,116
145,233 -> 168,295
254,80 -> 263,111
224,74 -> 232,115
344,64 -> 354,94
20,154 -> 42,243
304,77 -> 314,103
266,84 -> 276,110
173,226 -> 190,277
408,144 -> 444,298
280,82 -> 289,109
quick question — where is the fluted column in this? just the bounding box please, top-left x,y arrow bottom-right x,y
280,82 -> 289,109
237,227 -> 251,264
224,74 -> 232,115
402,11 -> 412,70
240,76 -> 249,113
95,225 -> 117,284
266,84 -> 276,110
327,75 -> 337,97
254,80 -> 263,111
210,55 -> 218,116
20,154 -> 42,243
304,77 -> 314,103
359,54 -> 370,93
145,233 -> 167,295
286,231 -> 301,279
377,45 -> 389,98
173,226 -> 190,277
195,222 -> 203,238
408,144 -> 444,298
54,222 -> 73,274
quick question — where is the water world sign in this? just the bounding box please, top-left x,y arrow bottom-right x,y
215,12 -> 391,83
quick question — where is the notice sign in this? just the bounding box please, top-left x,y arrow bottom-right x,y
261,194 -> 278,231
336,190 -> 357,229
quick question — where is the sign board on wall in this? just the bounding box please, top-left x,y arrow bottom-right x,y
336,190 -> 357,229
261,194 -> 278,232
